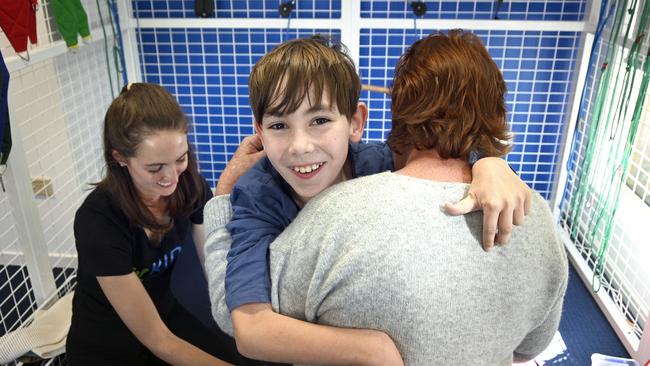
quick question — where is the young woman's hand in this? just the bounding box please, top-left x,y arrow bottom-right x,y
444,157 -> 532,251
215,134 -> 265,196
97,274 -> 232,366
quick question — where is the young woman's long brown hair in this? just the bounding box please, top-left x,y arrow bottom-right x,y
96,83 -> 204,244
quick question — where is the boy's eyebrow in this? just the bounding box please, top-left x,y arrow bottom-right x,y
307,104 -> 334,113
264,111 -> 285,118
145,150 -> 188,166
262,105 -> 334,118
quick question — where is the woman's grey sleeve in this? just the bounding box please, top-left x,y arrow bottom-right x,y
203,195 -> 235,336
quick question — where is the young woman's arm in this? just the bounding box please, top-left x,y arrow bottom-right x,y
97,273 -> 232,366
232,303 -> 403,366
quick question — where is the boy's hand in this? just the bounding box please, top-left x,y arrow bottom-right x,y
215,135 -> 265,196
443,157 -> 532,251
231,303 -> 404,365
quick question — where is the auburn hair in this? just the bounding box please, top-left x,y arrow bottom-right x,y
388,30 -> 511,159
96,83 -> 204,245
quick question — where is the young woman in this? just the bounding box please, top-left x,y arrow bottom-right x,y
66,83 -> 238,366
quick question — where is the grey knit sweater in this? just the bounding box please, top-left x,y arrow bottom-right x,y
204,172 -> 568,365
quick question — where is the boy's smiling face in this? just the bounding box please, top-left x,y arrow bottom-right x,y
256,91 -> 366,206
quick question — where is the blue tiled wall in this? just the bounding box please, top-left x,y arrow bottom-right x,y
134,0 -> 585,198
133,0 -> 341,18
360,0 -> 586,20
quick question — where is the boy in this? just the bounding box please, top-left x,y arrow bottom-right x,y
213,36 -> 530,364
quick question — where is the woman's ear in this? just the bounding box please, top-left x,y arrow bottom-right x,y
111,150 -> 127,167
349,102 -> 368,143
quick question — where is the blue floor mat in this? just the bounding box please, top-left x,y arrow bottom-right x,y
554,263 -> 631,365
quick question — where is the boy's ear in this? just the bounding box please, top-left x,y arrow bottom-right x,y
254,122 -> 264,144
111,150 -> 128,167
349,102 -> 368,143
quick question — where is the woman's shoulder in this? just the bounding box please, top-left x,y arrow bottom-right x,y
79,186 -> 114,210
76,187 -> 128,225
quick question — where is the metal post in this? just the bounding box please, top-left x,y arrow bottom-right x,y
3,106 -> 56,305
636,314 -> 650,365
340,1 -> 361,73
116,0 -> 142,82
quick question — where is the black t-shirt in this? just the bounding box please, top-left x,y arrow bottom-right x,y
67,178 -> 211,365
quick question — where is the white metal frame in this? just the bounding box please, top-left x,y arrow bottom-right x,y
135,17 -> 586,32
117,1 -> 143,82
2,111 -> 55,306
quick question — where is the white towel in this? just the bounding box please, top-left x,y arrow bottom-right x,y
0,291 -> 74,363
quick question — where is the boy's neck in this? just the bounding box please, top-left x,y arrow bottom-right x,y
396,148 -> 471,183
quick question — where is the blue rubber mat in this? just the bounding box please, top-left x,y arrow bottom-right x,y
553,264 -> 631,365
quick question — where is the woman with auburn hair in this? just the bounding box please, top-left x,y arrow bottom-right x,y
66,83 -> 246,365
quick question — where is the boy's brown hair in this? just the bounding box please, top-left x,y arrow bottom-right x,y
248,35 -> 361,123
388,30 -> 511,159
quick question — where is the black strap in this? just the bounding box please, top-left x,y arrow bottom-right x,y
1,112 -> 11,165
0,54 -> 10,165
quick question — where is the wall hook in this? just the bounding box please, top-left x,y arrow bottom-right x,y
279,1 -> 295,18
410,1 -> 427,17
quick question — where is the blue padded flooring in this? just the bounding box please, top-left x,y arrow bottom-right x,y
553,264 -> 631,365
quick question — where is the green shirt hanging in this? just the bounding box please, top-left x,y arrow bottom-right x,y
52,0 -> 91,48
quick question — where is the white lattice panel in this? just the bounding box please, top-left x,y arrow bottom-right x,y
9,42 -> 113,286
0,0 -> 121,348
558,3 -> 650,346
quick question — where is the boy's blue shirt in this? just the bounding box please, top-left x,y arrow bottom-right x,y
225,141 -> 394,311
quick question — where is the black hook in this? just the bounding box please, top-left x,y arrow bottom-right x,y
194,0 -> 214,18
279,1 -> 295,18
493,0 -> 504,19
410,1 -> 427,17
